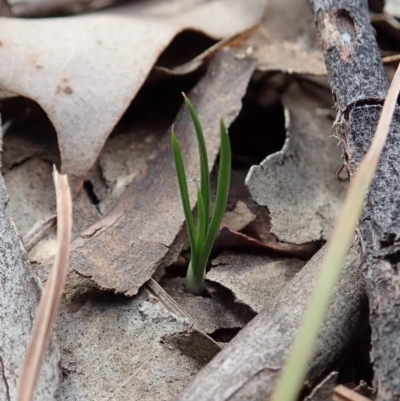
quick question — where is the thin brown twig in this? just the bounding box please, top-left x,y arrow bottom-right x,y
23,214 -> 57,252
382,54 -> 400,64
16,167 -> 72,401
333,385 -> 372,401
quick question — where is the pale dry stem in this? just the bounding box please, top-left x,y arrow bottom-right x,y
16,167 -> 72,401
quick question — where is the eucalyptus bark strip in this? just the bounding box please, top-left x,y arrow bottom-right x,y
308,1 -> 400,399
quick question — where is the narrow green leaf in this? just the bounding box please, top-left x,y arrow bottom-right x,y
183,94 -> 210,232
197,118 -> 231,271
196,187 -> 207,253
171,130 -> 197,262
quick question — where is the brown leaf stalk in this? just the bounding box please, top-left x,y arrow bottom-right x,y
16,168 -> 72,401
333,385 -> 372,401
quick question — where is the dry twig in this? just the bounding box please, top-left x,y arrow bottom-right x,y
333,385 -> 372,401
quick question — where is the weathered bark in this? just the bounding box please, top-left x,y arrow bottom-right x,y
171,243 -> 367,401
308,1 -> 400,400
0,174 -> 61,399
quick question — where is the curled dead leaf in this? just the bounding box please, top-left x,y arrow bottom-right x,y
246,83 -> 346,244
0,0 -> 265,191
35,49 -> 256,296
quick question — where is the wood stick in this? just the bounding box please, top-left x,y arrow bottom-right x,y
172,243 -> 367,401
308,1 -> 400,399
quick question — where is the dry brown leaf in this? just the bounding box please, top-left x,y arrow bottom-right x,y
214,225 -> 318,258
96,92 -> 180,215
35,50 -> 256,295
246,82 -> 347,244
384,0 -> 400,18
55,288 -> 204,401
16,168 -> 72,401
221,200 -> 257,232
208,252 -> 304,313
6,0 -> 117,17
371,11 -> 400,44
1,99 -> 60,173
161,277 -> 253,334
214,169 -> 320,258
4,157 -> 99,263
5,159 -> 56,236
0,0 -> 264,190
166,26 -> 259,76
249,0 -> 327,75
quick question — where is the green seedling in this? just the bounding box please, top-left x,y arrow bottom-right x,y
171,95 -> 231,296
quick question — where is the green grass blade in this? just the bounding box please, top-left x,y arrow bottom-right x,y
183,94 -> 210,232
197,118 -> 231,271
196,187 -> 207,248
171,130 -> 197,262
270,62 -> 400,401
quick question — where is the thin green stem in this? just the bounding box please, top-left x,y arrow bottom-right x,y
185,260 -> 205,295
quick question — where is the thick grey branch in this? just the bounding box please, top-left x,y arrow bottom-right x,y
309,0 -> 400,399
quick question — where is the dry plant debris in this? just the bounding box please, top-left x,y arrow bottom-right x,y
55,290 -> 205,401
51,50 -> 255,296
215,169 -> 320,258
208,252 -> 304,313
305,1 -> 400,399
17,169 -> 72,401
333,385 -> 373,401
304,372 -> 338,401
161,276 -> 253,334
5,0 -> 119,17
251,0 -> 327,75
2,0 -> 400,399
0,0 -> 264,190
4,158 -> 99,263
171,242 -> 366,401
247,84 -> 347,244
0,168 -> 61,400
